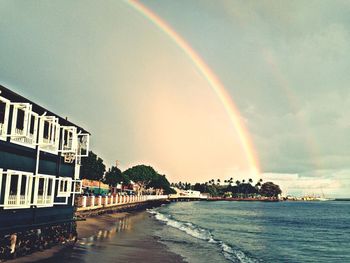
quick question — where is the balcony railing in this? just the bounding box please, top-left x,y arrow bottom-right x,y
7,195 -> 28,206
63,139 -> 74,151
37,195 -> 53,205
12,128 -> 35,144
0,123 -> 4,135
41,138 -> 58,152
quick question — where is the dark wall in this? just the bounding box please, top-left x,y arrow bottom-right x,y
0,205 -> 74,235
0,140 -> 74,176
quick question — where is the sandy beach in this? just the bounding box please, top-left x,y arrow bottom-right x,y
9,211 -> 185,263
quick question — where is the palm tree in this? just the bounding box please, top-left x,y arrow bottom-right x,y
224,180 -> 228,185
236,180 -> 241,186
248,178 -> 253,184
242,179 -> 246,184
229,177 -> 233,185
217,179 -> 221,185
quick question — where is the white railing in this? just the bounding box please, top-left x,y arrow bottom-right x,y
63,139 -> 73,151
79,194 -> 169,209
43,138 -> 51,144
12,128 -> 35,144
37,195 -> 52,205
0,123 -> 4,136
146,195 -> 168,200
41,138 -> 57,152
7,195 -> 28,206
7,195 -> 17,205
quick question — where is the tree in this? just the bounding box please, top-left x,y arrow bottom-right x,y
123,164 -> 175,194
148,175 -> 176,195
80,151 -> 106,181
259,182 -> 282,197
104,166 -> 129,187
248,178 -> 253,184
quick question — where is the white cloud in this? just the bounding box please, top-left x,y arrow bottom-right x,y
262,171 -> 350,198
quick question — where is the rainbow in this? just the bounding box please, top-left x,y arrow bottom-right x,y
125,0 -> 260,176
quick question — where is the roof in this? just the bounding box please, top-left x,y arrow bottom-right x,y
0,84 -> 90,134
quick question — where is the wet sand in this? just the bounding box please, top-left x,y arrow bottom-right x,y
9,211 -> 185,263
77,212 -> 130,238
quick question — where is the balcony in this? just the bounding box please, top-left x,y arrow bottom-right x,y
7,194 -> 28,206
11,128 -> 36,145
36,195 -> 53,206
41,137 -> 58,152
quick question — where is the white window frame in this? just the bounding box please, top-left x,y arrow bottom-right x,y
0,96 -> 10,141
33,174 -> 56,207
72,179 -> 82,194
0,169 -> 3,198
77,133 -> 90,158
59,126 -> 77,153
38,116 -> 60,154
10,103 -> 38,148
2,170 -> 33,209
74,164 -> 80,180
57,177 -> 72,197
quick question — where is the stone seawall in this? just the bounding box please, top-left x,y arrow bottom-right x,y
0,222 -> 76,262
76,199 -> 170,219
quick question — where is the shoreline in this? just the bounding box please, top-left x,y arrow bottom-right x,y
8,206 -> 185,263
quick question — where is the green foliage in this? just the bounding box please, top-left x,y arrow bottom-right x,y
123,164 -> 175,194
182,178 -> 281,198
259,182 -> 282,197
80,151 -> 106,181
148,174 -> 176,195
104,166 -> 130,187
227,183 -> 258,197
123,165 -> 158,184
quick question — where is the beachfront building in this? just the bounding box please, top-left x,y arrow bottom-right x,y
0,85 -> 90,258
82,179 -> 109,195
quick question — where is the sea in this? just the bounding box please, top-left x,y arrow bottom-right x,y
150,201 -> 350,263
39,201 -> 350,263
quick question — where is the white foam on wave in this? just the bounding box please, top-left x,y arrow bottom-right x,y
148,209 -> 260,263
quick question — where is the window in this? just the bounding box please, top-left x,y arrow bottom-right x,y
77,133 -> 90,157
0,169 -> 3,198
10,103 -> 38,147
72,180 -> 82,194
3,170 -> 33,208
38,116 -> 60,153
34,174 -> 55,206
57,177 -> 72,197
0,96 -> 10,140
59,126 -> 77,153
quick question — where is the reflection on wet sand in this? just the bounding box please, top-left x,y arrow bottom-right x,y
79,215 -> 132,245
37,212 -> 185,263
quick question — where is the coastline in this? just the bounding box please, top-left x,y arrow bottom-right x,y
8,210 -> 185,263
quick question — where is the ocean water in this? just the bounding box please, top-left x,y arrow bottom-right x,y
149,201 -> 350,263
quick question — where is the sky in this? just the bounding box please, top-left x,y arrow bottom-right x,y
1,0 -> 350,197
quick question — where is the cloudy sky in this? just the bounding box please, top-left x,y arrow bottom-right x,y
1,0 -> 349,197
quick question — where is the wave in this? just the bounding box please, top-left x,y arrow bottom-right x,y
148,209 -> 260,263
